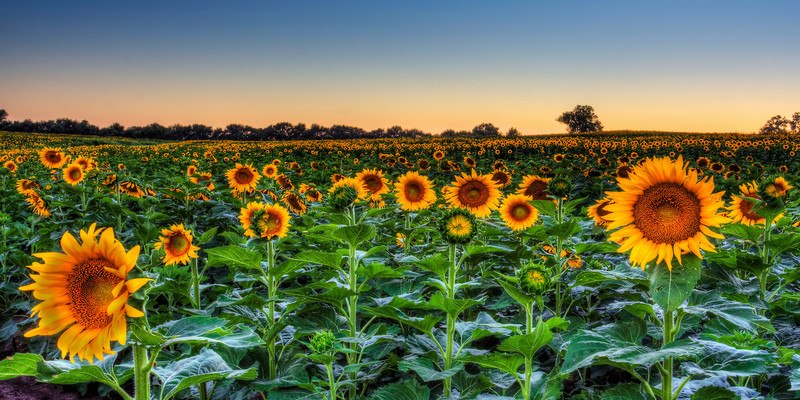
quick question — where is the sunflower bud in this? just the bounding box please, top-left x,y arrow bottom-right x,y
328,185 -> 359,210
309,330 -> 337,355
517,262 -> 550,295
760,176 -> 792,200
548,175 -> 572,198
439,208 -> 477,245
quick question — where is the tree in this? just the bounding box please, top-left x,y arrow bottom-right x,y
790,112 -> 800,134
506,127 -> 521,137
0,109 -> 7,122
557,105 -> 603,134
472,123 -> 501,137
759,115 -> 790,135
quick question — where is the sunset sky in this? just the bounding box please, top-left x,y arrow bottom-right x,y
1,1 -> 798,135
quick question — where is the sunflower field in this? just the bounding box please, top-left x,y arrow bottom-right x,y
0,130 -> 799,400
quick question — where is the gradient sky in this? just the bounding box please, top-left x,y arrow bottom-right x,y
1,1 -> 799,134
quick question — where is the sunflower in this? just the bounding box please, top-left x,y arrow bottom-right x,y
75,156 -> 95,171
4,160 -> 17,172
190,172 -> 215,190
40,148 -> 66,169
357,168 -> 390,200
226,163 -> 261,193
516,175 -> 550,200
19,224 -> 149,362
63,163 -> 85,186
395,232 -> 406,248
262,164 -> 279,178
517,263 -> 549,295
587,198 -> 614,227
604,156 -> 728,270
16,179 -> 40,195
154,224 -> 200,266
282,192 -> 308,215
499,194 -> 539,231
727,181 -> 767,226
444,169 -> 502,218
239,202 -> 291,240
433,150 -> 445,160
119,181 -> 145,198
25,191 -> 51,218
490,170 -> 512,188
395,171 -> 437,211
763,176 -> 792,199
440,208 -> 477,244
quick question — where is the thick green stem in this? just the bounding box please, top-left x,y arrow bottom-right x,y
266,240 -> 277,381
326,362 -> 337,400
522,302 -> 535,400
133,345 -> 151,400
661,310 -> 675,400
443,244 -> 458,398
191,257 -> 201,309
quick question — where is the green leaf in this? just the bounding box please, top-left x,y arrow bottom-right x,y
573,266 -> 648,288
499,319 -> 553,360
532,200 -> 557,218
685,292 -> 772,333
560,320 -> 647,374
601,383 -> 646,400
131,325 -> 167,346
415,254 -> 449,280
495,273 -> 537,306
460,353 -> 524,376
291,250 -> 345,270
546,219 -> 581,240
719,223 -> 762,242
164,315 -> 229,337
153,348 -> 257,400
0,353 -> 43,380
765,233 -> 800,258
38,360 -> 116,386
690,386 -> 740,400
363,306 -> 441,334
428,292 -> 481,318
647,254 -> 701,311
372,379 -> 431,400
398,357 -> 461,382
331,224 -> 376,247
359,262 -> 403,280
686,340 -> 775,377
205,245 -> 262,271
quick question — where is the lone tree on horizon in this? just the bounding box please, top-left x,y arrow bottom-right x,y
557,105 -> 603,134
0,109 -> 7,123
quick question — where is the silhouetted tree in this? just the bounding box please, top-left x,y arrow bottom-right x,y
472,123 -> 501,137
0,109 -> 7,122
759,115 -> 790,135
790,112 -> 800,134
557,105 -> 603,134
506,127 -> 521,137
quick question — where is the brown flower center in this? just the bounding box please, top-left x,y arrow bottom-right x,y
459,180 -> 489,207
524,180 -> 548,200
404,182 -> 424,202
632,183 -> 701,244
511,203 -> 532,221
166,233 -> 191,255
67,258 -> 122,329
235,169 -> 253,184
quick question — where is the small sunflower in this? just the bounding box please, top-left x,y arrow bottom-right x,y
516,175 -> 550,200
444,169 -> 502,218
262,164 -> 279,178
490,170 -> 512,188
587,198 -> 614,227
4,160 -> 17,172
282,192 -> 308,215
226,163 -> 261,193
75,157 -> 95,171
499,194 -> 539,231
190,172 -> 215,190
727,181 -> 767,226
239,202 -> 291,240
762,176 -> 792,199
440,208 -> 477,244
16,179 -> 40,195
604,156 -> 728,270
154,224 -> 200,266
356,168 -> 390,200
40,148 -> 66,169
395,171 -> 437,211
25,191 -> 51,217
20,224 -> 149,362
63,163 -> 85,186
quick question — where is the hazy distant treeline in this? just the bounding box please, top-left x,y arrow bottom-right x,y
0,113 -> 517,141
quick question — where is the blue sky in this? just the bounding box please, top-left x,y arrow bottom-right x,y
1,1 -> 798,133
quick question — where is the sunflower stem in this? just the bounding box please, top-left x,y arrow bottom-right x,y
133,345 -> 151,400
266,239 -> 277,381
190,257 -> 201,310
443,243 -> 458,398
661,309 -> 675,400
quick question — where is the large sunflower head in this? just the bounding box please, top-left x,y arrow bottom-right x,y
499,194 -> 539,232
516,175 -> 550,200
63,163 -> 85,186
239,202 -> 291,240
604,156 -> 729,270
444,169 -> 502,218
40,148 -> 66,169
25,191 -> 51,218
19,224 -> 149,362
440,208 -> 477,244
282,191 -> 308,215
587,198 -> 614,227
75,156 -> 95,172
16,179 -> 40,195
154,224 -> 200,266
356,168 -> 390,200
395,171 -> 437,211
226,163 -> 261,194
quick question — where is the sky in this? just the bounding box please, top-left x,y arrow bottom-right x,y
1,1 -> 799,135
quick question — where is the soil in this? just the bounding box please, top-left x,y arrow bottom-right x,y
0,377 -> 108,400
